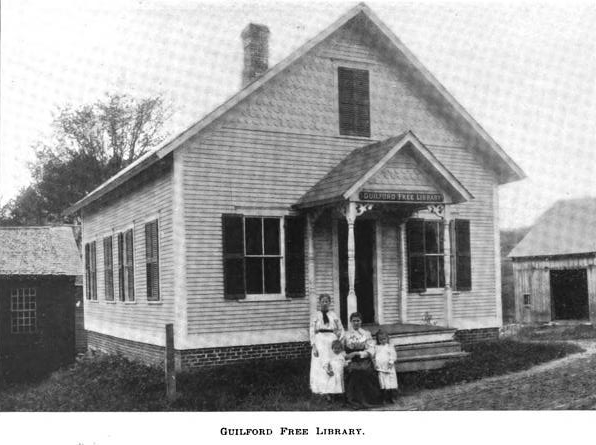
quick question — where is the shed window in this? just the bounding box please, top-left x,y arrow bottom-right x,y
11,288 -> 37,334
338,67 -> 370,137
85,241 -> 97,300
103,236 -> 114,301
407,219 -> 444,292
523,294 -> 531,306
451,219 -> 472,291
222,214 -> 304,300
145,220 -> 160,301
118,229 -> 135,302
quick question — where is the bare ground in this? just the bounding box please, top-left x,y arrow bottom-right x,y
381,340 -> 596,410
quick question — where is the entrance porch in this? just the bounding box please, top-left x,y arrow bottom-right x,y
295,132 -> 475,371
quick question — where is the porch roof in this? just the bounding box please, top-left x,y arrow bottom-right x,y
295,131 -> 473,209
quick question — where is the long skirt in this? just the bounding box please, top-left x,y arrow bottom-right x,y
344,356 -> 383,407
310,332 -> 337,394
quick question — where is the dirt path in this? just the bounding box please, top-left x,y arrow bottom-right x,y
379,340 -> 596,410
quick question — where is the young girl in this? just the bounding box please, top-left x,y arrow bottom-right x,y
323,339 -> 348,396
373,329 -> 398,403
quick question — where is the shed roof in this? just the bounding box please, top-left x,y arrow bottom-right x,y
66,2 -> 524,215
509,198 -> 596,258
295,131 -> 473,208
0,226 -> 82,276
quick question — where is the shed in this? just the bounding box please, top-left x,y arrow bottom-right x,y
0,226 -> 83,381
509,198 -> 596,323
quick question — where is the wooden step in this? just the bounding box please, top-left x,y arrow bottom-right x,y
396,351 -> 469,373
389,329 -> 456,345
395,341 -> 463,359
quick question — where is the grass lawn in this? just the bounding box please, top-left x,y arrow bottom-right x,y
0,339 -> 582,411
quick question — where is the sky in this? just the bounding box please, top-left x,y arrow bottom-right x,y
1,0 -> 595,229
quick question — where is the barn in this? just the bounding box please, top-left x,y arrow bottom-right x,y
66,3 -> 525,371
0,226 -> 83,381
509,198 -> 596,323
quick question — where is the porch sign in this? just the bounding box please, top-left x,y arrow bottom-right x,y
359,191 -> 443,203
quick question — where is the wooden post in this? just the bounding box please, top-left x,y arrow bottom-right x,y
165,323 -> 176,401
400,221 -> 408,323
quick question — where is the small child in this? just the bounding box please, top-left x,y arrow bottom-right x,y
373,329 -> 398,403
323,339 -> 348,396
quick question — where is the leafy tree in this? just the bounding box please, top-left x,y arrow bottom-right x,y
1,93 -> 169,225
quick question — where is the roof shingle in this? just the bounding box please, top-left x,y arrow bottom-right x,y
0,226 -> 82,276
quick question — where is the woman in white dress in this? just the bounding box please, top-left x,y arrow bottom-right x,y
309,293 -> 344,397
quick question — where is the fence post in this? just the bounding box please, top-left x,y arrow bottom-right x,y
165,323 -> 176,401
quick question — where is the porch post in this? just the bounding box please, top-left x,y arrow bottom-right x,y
346,203 -> 358,318
340,202 -> 373,318
306,212 -> 317,320
443,218 -> 453,326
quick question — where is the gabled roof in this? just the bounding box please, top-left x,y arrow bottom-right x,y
296,131 -> 473,208
0,226 -> 82,276
509,198 -> 596,258
66,2 -> 524,214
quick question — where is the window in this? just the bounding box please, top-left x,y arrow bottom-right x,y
85,241 -> 97,300
11,288 -> 37,333
407,219 -> 444,292
222,214 -> 306,300
145,220 -> 160,301
338,67 -> 370,137
118,229 -> 135,301
451,219 -> 472,291
523,293 -> 531,306
103,236 -> 114,301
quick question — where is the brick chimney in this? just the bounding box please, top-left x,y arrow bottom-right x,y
241,23 -> 270,87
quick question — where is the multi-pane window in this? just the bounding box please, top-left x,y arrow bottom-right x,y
11,288 -> 37,333
451,219 -> 472,291
84,241 -> 97,300
118,229 -> 135,301
103,236 -> 114,301
407,219 -> 445,292
222,214 -> 305,300
338,67 -> 370,137
145,220 -> 160,301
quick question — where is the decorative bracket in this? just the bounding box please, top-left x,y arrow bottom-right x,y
338,202 -> 373,224
427,204 -> 445,219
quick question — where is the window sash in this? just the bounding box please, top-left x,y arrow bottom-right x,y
85,241 -> 97,300
11,288 -> 37,334
117,229 -> 135,301
407,219 -> 445,292
244,217 -> 282,295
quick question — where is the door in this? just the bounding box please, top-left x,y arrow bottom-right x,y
550,269 -> 589,320
338,219 -> 375,325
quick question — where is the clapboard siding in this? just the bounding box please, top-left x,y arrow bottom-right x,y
182,24 -> 501,335
82,159 -> 175,341
380,218 -> 400,323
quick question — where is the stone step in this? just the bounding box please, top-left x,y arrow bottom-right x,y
396,351 -> 469,373
395,340 -> 463,359
389,329 -> 456,346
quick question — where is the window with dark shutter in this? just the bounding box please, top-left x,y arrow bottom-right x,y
145,220 -> 160,301
284,216 -> 305,298
222,214 -> 246,299
103,236 -> 114,301
118,232 -> 125,301
124,228 -> 135,301
452,219 -> 471,291
407,219 -> 445,292
338,67 -> 370,137
85,241 -> 97,300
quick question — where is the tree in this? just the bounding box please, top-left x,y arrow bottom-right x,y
1,93 -> 170,225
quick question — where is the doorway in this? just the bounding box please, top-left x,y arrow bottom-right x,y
338,219 -> 375,326
550,269 -> 589,320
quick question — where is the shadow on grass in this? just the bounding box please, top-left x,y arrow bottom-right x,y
0,339 -> 583,411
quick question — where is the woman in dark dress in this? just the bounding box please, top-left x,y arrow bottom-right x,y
343,312 -> 383,408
